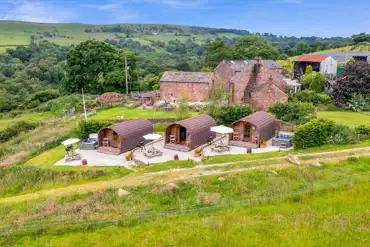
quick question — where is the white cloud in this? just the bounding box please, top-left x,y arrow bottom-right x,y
1,1 -> 74,23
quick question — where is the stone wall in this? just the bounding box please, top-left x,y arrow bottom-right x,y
276,120 -> 296,132
214,60 -> 236,90
160,82 -> 211,101
256,66 -> 286,92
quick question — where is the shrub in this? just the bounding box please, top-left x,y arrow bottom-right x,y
291,90 -> 332,105
327,124 -> 358,145
210,104 -> 254,125
293,119 -> 335,149
0,121 -> 38,143
355,125 -> 370,135
75,120 -> 112,139
23,90 -> 60,109
346,92 -> 368,112
268,101 -> 316,125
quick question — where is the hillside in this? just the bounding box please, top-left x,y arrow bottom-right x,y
0,20 -> 351,54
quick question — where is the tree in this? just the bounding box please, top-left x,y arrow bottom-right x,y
175,94 -> 190,120
214,105 -> 254,125
330,61 -> 370,106
352,33 -> 370,44
63,40 -> 116,94
207,79 -> 229,118
232,36 -> 279,60
204,40 -> 233,68
301,72 -> 326,93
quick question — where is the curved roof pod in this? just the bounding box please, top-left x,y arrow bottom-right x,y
231,111 -> 276,142
98,119 -> 152,154
165,114 -> 216,150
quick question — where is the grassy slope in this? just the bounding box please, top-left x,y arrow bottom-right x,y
14,184 -> 369,247
317,111 -> 370,126
0,112 -> 53,131
4,157 -> 370,246
0,21 -> 239,53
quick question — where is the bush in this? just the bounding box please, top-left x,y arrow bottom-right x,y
75,120 -> 112,139
293,119 -> 358,149
268,101 -> 316,125
0,121 -> 38,143
37,94 -> 99,115
291,90 -> 332,105
293,119 -> 335,149
23,90 -> 60,109
210,104 -> 254,125
346,92 -> 368,112
355,125 -> 370,135
327,124 -> 358,145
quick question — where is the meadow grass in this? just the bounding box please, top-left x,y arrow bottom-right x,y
90,107 -> 197,120
0,111 -> 53,131
2,157 -> 369,247
317,111 -> 370,126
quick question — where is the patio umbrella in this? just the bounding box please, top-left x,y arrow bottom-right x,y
143,133 -> 162,140
61,138 -> 80,146
211,125 -> 234,134
210,125 -> 234,145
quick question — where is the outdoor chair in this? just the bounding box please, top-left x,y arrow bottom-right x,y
170,135 -> 176,144
103,138 -> 109,147
233,132 -> 240,141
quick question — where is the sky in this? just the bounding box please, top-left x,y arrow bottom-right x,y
1,0 -> 370,37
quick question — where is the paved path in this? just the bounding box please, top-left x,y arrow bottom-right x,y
1,146 -> 370,205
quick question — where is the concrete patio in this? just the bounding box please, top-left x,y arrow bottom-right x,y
54,149 -> 132,167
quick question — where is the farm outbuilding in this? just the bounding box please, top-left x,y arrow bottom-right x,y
164,114 -> 216,151
98,119 -> 152,155
294,55 -> 337,79
231,111 -> 276,145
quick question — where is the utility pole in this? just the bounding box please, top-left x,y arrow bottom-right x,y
82,88 -> 87,121
125,56 -> 129,94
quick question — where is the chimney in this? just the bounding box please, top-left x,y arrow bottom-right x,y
268,75 -> 273,85
255,56 -> 262,65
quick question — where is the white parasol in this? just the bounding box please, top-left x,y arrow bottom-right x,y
61,138 -> 80,146
211,125 -> 234,134
143,133 -> 162,140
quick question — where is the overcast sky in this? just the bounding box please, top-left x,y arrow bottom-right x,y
1,0 -> 369,37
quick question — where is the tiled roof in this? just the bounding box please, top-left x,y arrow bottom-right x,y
160,72 -> 213,83
296,55 -> 328,62
235,111 -> 276,130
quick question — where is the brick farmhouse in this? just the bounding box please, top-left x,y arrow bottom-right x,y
160,72 -> 215,101
160,58 -> 288,111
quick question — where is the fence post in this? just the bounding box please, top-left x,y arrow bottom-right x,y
227,197 -> 231,209
348,174 -> 353,191
183,201 -> 186,214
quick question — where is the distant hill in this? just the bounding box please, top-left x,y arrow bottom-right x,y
0,21 -> 351,54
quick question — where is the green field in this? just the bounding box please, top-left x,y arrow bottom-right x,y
90,107 -> 197,120
2,157 -> 369,246
317,111 -> 370,126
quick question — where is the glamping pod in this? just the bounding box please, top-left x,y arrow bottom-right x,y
231,111 -> 276,147
98,119 -> 152,155
165,114 -> 216,151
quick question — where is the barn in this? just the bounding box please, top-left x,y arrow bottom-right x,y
160,72 -> 215,101
230,111 -> 276,147
98,119 -> 152,155
294,55 -> 337,79
164,114 -> 216,151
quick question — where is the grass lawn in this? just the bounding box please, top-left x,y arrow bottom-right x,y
317,111 -> 370,126
90,107 -> 198,120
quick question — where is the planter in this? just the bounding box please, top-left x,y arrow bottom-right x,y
259,144 -> 267,148
194,153 -> 202,157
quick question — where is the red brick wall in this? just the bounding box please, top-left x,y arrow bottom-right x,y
214,61 -> 235,90
256,66 -> 286,92
230,65 -> 253,104
251,85 -> 288,111
160,82 -> 211,101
